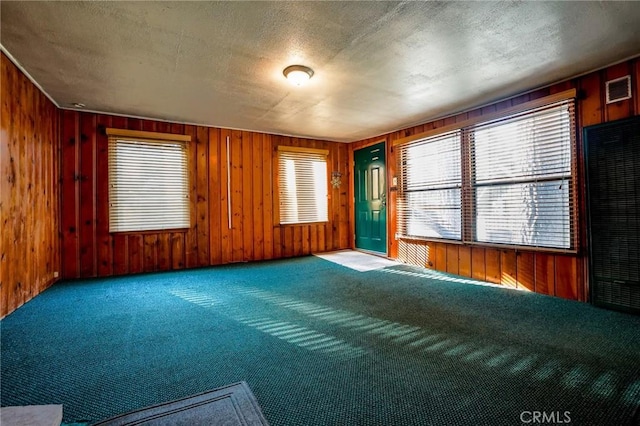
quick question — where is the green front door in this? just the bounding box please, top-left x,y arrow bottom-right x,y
354,142 -> 387,253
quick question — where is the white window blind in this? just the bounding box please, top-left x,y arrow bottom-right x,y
278,147 -> 328,225
397,131 -> 461,240
467,99 -> 576,249
108,134 -> 190,233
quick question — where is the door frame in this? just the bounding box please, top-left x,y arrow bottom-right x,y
350,139 -> 388,255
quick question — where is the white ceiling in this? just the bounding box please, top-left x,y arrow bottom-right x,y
2,1 -> 639,142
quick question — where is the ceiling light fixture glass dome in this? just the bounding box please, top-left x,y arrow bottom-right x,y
283,65 -> 314,86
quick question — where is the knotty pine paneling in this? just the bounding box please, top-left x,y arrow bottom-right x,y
1,53 -> 60,318
350,56 -> 640,302
59,113 -> 349,279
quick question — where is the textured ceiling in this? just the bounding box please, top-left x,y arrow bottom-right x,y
1,1 -> 639,142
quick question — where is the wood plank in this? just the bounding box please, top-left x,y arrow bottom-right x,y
171,232 -> 185,269
184,125 -> 199,268
283,226 -> 293,258
293,226 -> 302,256
500,250 -> 517,288
78,112 -> 97,278
1,54 -> 14,316
425,242 -> 435,269
128,234 -> 143,274
446,244 -> 459,275
579,71 -> 604,127
252,132 -> 264,260
575,257 -> 586,302
231,130 -> 244,262
155,121 -> 171,134
495,98 -> 512,112
143,234 -> 158,273
242,131 -> 254,261
347,145 -> 355,249
310,225 -> 318,254
516,251 -> 535,292
209,127 -> 222,265
555,255 -> 578,300
535,253 -> 555,296
18,73 -> 29,306
528,87 -> 550,101
273,226 -> 282,258
434,243 -> 447,272
272,137 -> 282,258
458,246 -> 471,277
317,225 -> 325,253
196,126 -> 210,267
25,82 -> 36,301
262,134 -> 274,259
325,142 -> 336,251
60,110 -> 79,279
157,233 -> 172,271
549,81 -> 573,95
485,248 -> 501,284
219,128 -> 231,264
471,247 -> 486,281
95,114 -> 113,277
510,93 -> 530,107
302,226 -> 311,255
337,143 -> 349,249
112,234 -> 128,276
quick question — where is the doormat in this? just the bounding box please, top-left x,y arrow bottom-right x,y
94,382 -> 269,426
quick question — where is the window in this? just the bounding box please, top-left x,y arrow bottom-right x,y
398,131 -> 461,240
107,129 -> 190,232
468,100 -> 575,248
278,146 -> 328,224
396,93 -> 577,251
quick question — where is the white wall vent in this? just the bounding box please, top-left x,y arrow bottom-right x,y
605,75 -> 632,104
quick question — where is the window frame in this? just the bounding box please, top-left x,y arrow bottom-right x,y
394,89 -> 578,253
275,145 -> 330,226
106,128 -> 192,234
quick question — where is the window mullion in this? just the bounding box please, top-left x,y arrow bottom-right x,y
461,129 -> 474,243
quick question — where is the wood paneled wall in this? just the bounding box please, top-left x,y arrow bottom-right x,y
1,53 -> 60,318
59,113 -> 350,279
350,57 -> 640,302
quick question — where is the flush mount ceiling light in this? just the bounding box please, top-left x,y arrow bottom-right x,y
283,65 -> 314,86
72,102 -> 85,108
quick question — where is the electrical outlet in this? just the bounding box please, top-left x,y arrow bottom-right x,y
53,271 -> 59,278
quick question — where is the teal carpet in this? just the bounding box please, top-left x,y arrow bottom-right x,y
1,256 -> 639,425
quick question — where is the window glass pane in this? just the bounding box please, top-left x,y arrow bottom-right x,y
403,189 -> 461,239
476,180 -> 570,248
474,106 -> 572,183
109,138 -> 189,232
278,150 -> 328,224
404,133 -> 460,190
470,100 -> 575,249
372,167 -> 379,199
397,131 -> 461,241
